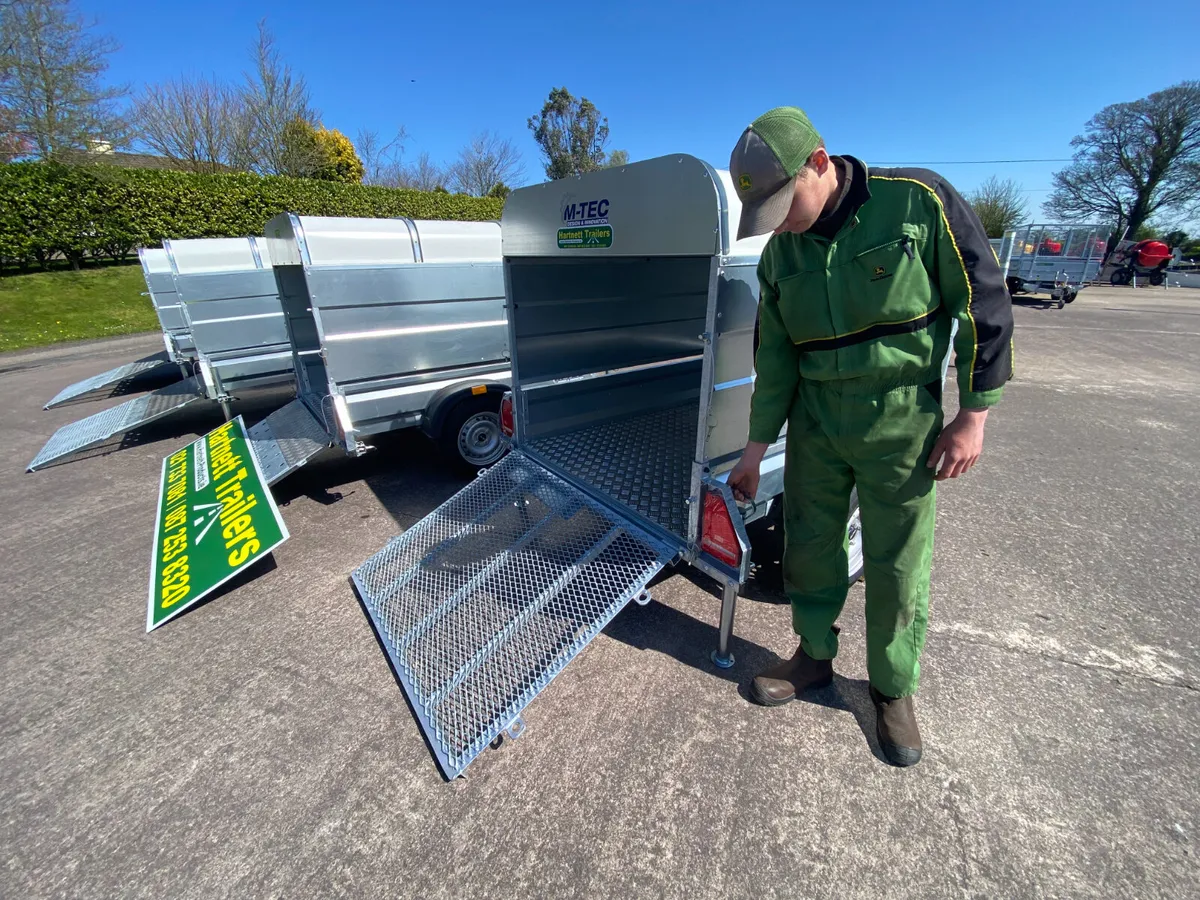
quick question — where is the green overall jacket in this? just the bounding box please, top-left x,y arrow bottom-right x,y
748,161 -> 1014,446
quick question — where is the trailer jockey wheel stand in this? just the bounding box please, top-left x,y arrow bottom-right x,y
712,580 -> 739,669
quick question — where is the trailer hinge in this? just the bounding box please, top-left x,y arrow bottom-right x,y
698,332 -> 713,344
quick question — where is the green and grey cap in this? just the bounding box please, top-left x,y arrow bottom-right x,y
729,106 -> 822,240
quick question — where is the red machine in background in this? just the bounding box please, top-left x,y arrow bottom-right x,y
1110,240 -> 1173,286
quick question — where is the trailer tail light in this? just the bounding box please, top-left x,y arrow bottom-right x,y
700,489 -> 742,569
499,392 -> 514,437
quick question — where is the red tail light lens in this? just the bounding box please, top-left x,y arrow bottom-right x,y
499,393 -> 514,437
700,489 -> 742,569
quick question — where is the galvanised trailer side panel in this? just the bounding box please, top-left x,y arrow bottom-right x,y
266,215 -> 508,451
139,247 -> 194,360
166,237 -> 294,397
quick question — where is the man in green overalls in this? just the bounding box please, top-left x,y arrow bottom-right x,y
726,107 -> 1014,767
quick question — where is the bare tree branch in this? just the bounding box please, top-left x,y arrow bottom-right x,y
357,125 -> 409,185
233,19 -> 317,175
446,130 -> 523,197
133,75 -> 241,172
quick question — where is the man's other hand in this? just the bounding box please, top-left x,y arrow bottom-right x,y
927,408 -> 989,480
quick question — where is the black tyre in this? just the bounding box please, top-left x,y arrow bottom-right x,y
439,394 -> 507,471
1150,271 -> 1165,286
1110,269 -> 1130,286
1064,289 -> 1077,304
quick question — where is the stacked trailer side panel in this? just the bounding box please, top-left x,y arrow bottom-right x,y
166,237 -> 295,416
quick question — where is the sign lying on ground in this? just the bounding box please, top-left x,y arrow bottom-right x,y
147,416 -> 288,631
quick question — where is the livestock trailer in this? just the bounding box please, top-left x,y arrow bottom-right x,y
29,238 -> 292,471
1004,223 -> 1114,308
348,154 -> 864,779
251,215 -> 511,484
42,248 -> 195,410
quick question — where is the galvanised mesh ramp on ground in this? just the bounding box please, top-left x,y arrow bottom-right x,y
28,376 -> 203,471
44,352 -> 179,409
245,399 -> 332,486
351,452 -> 676,779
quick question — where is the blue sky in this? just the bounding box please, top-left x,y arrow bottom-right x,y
79,0 -> 1198,221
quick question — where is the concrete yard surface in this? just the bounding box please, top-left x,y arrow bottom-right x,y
1,285 -> 1197,898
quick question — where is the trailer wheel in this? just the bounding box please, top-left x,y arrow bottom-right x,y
1056,293 -> 1066,310
1110,269 -> 1130,286
1150,271 -> 1165,287
1064,289 -> 1077,304
441,394 -> 507,471
847,488 -> 864,584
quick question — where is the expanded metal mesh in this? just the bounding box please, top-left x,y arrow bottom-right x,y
28,376 -> 203,471
246,399 -> 332,486
530,401 -> 699,540
44,353 -> 176,409
351,452 -> 673,779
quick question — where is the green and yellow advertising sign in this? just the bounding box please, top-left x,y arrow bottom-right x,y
147,417 -> 288,631
557,225 -> 613,249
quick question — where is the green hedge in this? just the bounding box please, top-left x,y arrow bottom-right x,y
0,162 -> 504,269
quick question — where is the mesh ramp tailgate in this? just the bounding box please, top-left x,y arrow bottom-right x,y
245,399 -> 332,486
28,376 -> 203,471
351,452 -> 675,779
44,352 -> 178,409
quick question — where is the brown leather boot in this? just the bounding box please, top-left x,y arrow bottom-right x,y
870,686 -> 923,767
750,644 -> 834,706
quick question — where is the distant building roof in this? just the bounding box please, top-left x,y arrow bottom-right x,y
58,144 -> 238,173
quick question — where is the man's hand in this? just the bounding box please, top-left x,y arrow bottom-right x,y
927,408 -> 988,480
728,441 -> 769,502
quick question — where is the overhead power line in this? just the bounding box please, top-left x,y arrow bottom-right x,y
873,158 -> 1072,165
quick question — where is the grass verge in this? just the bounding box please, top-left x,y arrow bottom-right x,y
0,264 -> 158,353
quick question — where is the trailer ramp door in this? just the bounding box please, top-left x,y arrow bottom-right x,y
28,376 -> 204,471
245,398 -> 332,486
44,351 -> 179,409
351,451 -> 676,779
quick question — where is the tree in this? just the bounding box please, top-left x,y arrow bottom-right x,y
273,117 -> 362,182
528,87 -> 620,180
607,148 -> 629,167
0,107 -> 32,161
133,75 -> 243,172
967,176 -> 1029,237
356,126 -> 408,185
397,151 -> 446,192
1162,229 -> 1189,249
488,182 -> 510,200
1045,81 -> 1200,241
232,20 -> 317,175
312,126 -> 363,183
0,0 -> 128,159
447,130 -> 523,197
